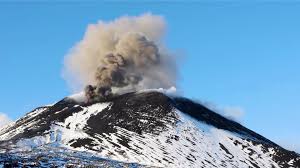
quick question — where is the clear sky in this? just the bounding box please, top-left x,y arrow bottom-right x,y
0,1 -> 299,152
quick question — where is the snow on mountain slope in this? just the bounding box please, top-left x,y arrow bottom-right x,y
0,91 -> 299,167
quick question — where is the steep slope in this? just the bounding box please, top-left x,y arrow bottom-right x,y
0,91 -> 299,167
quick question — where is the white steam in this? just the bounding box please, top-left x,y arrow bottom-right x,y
0,113 -> 12,129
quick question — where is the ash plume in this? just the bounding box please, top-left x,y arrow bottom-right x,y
63,13 -> 177,102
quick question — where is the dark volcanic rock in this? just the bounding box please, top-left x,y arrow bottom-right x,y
0,91 -> 299,167
86,92 -> 177,135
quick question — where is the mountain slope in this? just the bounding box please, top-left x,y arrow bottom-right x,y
0,91 -> 299,167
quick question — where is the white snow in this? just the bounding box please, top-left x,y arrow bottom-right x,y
62,102 -> 110,131
11,103 -> 110,152
86,110 -> 279,167
0,107 -> 50,141
0,99 -> 287,167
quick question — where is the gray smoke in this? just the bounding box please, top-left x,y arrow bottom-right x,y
63,13 -> 177,102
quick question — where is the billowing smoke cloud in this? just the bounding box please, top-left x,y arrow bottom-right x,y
63,13 -> 177,102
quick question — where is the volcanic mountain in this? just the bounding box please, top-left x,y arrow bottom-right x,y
0,91 -> 299,167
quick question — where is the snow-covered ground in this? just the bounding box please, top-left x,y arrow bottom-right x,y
0,108 -> 288,167
0,91 -> 299,167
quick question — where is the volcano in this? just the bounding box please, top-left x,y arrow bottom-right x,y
0,91 -> 299,167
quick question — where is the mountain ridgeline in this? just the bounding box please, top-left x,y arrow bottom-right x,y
0,91 -> 299,167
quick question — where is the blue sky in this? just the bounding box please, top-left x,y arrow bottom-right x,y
0,2 -> 299,152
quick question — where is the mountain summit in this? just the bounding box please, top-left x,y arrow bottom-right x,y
0,91 -> 299,167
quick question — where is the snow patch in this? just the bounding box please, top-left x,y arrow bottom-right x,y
13,102 -> 110,152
